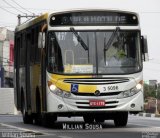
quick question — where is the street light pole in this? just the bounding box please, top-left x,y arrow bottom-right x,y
17,14 -> 39,26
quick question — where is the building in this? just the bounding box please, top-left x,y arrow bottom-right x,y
144,97 -> 160,113
0,27 -> 14,87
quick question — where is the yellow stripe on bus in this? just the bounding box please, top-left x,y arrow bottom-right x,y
78,85 -> 96,93
51,74 -> 92,79
49,73 -> 96,93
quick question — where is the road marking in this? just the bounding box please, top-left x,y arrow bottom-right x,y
0,123 -> 39,132
0,123 -> 34,132
0,123 -> 50,136
58,136 -> 72,138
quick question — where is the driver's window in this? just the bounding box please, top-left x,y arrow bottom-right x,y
48,36 -> 56,70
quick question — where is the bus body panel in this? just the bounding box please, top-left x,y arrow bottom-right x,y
47,90 -> 143,113
46,71 -> 143,113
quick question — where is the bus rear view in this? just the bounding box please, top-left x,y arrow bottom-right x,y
14,9 -> 148,127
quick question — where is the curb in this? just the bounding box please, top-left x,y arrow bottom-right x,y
139,113 -> 155,117
132,113 -> 160,118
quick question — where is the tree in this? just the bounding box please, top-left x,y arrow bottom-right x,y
144,83 -> 160,100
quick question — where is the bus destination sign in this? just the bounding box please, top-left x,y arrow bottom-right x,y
50,11 -> 138,26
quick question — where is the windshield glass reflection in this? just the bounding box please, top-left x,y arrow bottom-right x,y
47,31 -> 142,74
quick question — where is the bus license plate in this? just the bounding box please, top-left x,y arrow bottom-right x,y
89,100 -> 105,107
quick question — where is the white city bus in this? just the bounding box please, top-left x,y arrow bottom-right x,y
14,9 -> 148,127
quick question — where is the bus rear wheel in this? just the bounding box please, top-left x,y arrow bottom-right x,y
34,92 -> 42,125
114,112 -> 128,127
21,99 -> 33,124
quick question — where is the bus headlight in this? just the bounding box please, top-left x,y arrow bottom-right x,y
49,84 -> 57,92
48,81 -> 63,96
130,83 -> 142,95
118,83 -> 142,99
55,89 -> 63,96
64,92 -> 71,98
48,81 -> 71,98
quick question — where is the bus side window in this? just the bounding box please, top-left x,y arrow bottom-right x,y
26,33 -> 31,64
20,34 -> 25,66
15,36 -> 20,69
14,36 -> 18,68
35,26 -> 41,63
49,34 -> 64,72
30,28 -> 36,64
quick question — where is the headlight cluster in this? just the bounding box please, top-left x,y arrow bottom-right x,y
117,83 -> 142,99
48,81 -> 71,98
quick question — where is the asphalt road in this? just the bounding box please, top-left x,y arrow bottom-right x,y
0,114 -> 160,138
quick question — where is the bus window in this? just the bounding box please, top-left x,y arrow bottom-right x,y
35,27 -> 41,63
48,33 -> 63,72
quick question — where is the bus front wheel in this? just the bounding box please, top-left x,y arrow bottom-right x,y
83,115 -> 94,123
114,112 -> 128,127
42,114 -> 57,127
95,116 -> 105,123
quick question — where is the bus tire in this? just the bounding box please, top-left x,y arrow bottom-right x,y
42,114 -> 57,127
95,116 -> 105,123
34,91 -> 42,125
83,115 -> 94,123
21,95 -> 33,124
114,112 -> 128,127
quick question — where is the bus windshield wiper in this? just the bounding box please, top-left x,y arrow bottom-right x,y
70,27 -> 88,50
104,27 -> 120,66
104,27 -> 120,51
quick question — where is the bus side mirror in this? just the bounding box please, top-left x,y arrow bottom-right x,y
141,35 -> 149,61
38,32 -> 45,48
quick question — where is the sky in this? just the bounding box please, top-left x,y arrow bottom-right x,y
0,0 -> 160,81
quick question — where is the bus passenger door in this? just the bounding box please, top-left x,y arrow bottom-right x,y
26,33 -> 32,112
41,31 -> 47,112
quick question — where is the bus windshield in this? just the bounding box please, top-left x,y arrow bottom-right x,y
47,30 -> 142,74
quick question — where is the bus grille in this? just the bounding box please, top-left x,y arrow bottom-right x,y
77,106 -> 117,109
64,78 -> 129,85
71,92 -> 121,96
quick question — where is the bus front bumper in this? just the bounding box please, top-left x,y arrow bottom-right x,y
46,90 -> 144,114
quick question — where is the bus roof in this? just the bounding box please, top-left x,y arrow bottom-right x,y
15,13 -> 48,32
15,9 -> 139,32
48,8 -> 138,15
